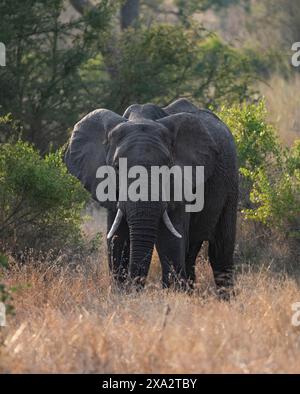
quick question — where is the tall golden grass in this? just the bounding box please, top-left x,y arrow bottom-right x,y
1,251 -> 300,374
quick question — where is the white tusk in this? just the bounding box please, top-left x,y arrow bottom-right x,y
162,211 -> 182,239
107,209 -> 124,239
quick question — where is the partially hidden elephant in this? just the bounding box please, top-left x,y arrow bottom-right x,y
64,98 -> 238,298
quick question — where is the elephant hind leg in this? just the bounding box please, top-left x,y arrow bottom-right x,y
208,196 -> 237,300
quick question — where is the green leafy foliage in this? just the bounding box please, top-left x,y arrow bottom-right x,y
194,35 -> 255,106
82,24 -> 256,113
219,101 -> 300,237
0,114 -> 21,144
102,24 -> 202,111
218,101 -> 280,170
0,0 -> 114,152
241,165 -> 300,234
0,0 -> 259,152
241,139 -> 300,235
0,123 -> 89,253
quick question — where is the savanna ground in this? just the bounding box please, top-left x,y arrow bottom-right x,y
1,227 -> 300,374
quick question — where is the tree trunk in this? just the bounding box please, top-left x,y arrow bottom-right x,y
120,0 -> 140,30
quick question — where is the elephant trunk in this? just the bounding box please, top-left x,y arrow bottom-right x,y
125,201 -> 163,288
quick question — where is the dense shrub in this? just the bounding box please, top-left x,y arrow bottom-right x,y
241,141 -> 300,236
218,101 -> 280,170
0,135 -> 89,254
81,24 -> 256,113
0,1 -> 260,153
0,114 -> 20,144
219,101 -> 300,237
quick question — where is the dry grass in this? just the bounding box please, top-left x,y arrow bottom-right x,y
1,251 -> 300,374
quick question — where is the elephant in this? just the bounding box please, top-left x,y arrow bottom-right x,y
64,98 -> 238,298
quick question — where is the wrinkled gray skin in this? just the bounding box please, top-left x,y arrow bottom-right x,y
65,98 -> 238,297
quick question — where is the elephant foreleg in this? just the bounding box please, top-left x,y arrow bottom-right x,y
156,209 -> 187,289
156,237 -> 186,289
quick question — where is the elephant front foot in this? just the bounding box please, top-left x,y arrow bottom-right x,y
214,273 -> 235,301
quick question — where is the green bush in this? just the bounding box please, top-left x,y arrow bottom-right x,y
0,137 -> 89,254
193,35 -> 255,107
0,113 -> 20,144
81,24 -> 256,113
241,141 -> 300,235
218,101 -> 280,170
219,101 -> 300,237
0,0 -> 114,152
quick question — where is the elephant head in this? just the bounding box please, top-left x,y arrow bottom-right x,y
65,103 -> 219,286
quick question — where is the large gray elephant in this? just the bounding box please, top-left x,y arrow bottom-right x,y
64,98 -> 238,298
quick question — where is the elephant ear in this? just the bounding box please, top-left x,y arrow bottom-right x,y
64,109 -> 127,201
157,112 -> 219,183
